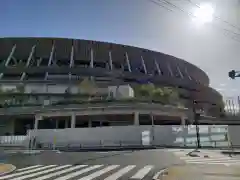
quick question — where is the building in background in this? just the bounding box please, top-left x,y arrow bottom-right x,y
0,37 -> 224,135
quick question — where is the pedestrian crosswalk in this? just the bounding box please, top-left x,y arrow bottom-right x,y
168,148 -> 240,166
0,164 -> 160,180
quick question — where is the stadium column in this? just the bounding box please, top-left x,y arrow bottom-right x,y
154,59 -> 161,75
34,115 -> 43,129
71,113 -> 76,128
167,63 -> 174,77
90,48 -> 94,68
21,45 -> 36,80
45,44 -> 55,80
90,48 -> 94,82
141,56 -> 147,74
69,42 -> 74,80
108,51 -> 113,70
134,112 -> 139,125
125,52 -> 131,72
0,44 -> 16,79
176,65 -> 184,79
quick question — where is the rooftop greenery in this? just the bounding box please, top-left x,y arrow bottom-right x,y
0,79 -> 184,108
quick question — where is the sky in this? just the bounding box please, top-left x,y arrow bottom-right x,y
0,0 -> 240,98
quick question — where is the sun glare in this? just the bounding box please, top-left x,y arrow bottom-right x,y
192,3 -> 214,25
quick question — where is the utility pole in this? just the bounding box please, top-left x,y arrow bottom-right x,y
193,100 -> 201,149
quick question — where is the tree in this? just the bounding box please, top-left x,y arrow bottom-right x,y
78,77 -> 98,100
139,83 -> 155,98
152,87 -> 169,103
162,87 -> 180,105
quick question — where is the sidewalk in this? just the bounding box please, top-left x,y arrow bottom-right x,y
0,164 -> 16,176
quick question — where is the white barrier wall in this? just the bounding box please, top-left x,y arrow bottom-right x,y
228,125 -> 240,147
0,136 -> 27,146
29,125 -> 229,148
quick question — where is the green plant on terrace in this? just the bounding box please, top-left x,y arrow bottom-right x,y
133,83 -> 182,106
77,77 -> 98,100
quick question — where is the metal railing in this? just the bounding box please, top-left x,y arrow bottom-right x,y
0,136 -> 27,146
33,139 -> 231,151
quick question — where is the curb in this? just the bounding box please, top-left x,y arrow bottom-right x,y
221,151 -> 240,155
0,164 -> 16,176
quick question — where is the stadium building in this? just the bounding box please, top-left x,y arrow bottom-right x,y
0,37 -> 224,136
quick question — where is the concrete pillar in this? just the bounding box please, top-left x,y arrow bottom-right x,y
55,120 -> 59,129
65,120 -> 68,128
181,117 -> 186,126
88,120 -> 92,127
34,115 -> 42,129
71,113 -> 76,128
150,113 -> 154,125
134,112 -> 139,125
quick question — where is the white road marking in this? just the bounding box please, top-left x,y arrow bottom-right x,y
169,149 -> 240,166
78,165 -> 119,180
153,169 -> 166,180
16,165 -> 43,172
33,165 -> 87,180
10,165 -> 71,180
185,159 -> 240,163
53,165 -> 103,180
0,165 -> 57,179
179,156 -> 232,161
130,165 -> 154,179
104,165 -> 135,180
187,162 -> 237,165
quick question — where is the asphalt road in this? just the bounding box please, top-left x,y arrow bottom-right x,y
1,149 -> 183,180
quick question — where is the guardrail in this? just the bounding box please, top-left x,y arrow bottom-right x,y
0,102 -> 188,116
0,98 -> 184,109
